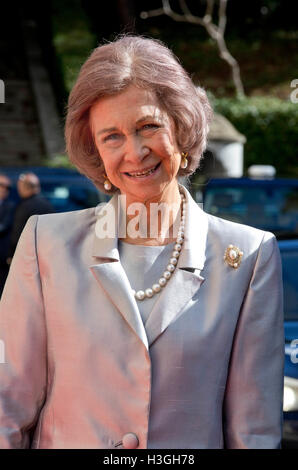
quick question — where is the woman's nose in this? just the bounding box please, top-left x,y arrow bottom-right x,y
124,135 -> 150,162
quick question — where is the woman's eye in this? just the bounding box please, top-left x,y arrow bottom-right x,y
103,133 -> 120,142
142,123 -> 159,130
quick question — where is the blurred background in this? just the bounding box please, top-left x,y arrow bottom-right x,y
1,0 -> 297,176
0,0 -> 298,448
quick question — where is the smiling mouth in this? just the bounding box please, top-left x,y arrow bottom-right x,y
124,162 -> 161,178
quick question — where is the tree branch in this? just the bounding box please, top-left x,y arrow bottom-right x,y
140,0 -> 245,98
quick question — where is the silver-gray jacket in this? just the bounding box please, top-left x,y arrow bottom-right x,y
0,185 -> 284,448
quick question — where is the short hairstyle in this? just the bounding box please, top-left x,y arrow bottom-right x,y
65,35 -> 213,194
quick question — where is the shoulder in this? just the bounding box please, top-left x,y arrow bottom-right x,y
27,207 -> 98,239
27,195 -> 54,211
37,194 -> 54,206
204,210 -> 277,261
185,186 -> 275,253
184,187 -> 277,266
12,207 -> 99,268
206,211 -> 268,241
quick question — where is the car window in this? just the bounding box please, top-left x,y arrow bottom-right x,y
203,185 -> 298,237
281,250 -> 298,321
41,182 -> 104,212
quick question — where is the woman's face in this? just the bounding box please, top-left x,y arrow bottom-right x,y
89,85 -> 182,204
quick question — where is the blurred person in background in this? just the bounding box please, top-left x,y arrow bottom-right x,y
0,174 -> 15,296
7,172 -> 54,264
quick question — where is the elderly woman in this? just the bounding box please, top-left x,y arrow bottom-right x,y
0,36 -> 284,449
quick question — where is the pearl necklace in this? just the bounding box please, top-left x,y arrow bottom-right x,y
132,193 -> 186,301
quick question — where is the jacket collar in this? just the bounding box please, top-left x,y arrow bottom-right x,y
91,184 -> 208,270
177,184 -> 208,270
90,184 -> 208,349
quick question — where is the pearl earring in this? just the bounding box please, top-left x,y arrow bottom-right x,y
103,174 -> 112,191
180,152 -> 188,169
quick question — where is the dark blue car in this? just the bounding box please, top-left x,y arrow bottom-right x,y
279,239 -> 298,446
200,177 -> 298,447
1,166 -> 109,212
200,177 -> 298,239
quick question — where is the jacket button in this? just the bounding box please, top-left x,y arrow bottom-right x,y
122,432 -> 139,449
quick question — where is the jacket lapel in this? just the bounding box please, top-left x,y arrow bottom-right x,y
145,185 -> 208,346
90,193 -> 149,350
90,261 -> 149,349
144,268 -> 205,346
90,184 -> 208,349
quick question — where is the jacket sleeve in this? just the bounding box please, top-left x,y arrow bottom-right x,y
223,231 -> 285,449
0,215 -> 47,448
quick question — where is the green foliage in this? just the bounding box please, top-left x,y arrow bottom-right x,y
48,1 -> 298,179
42,154 -> 76,170
51,0 -> 97,92
212,96 -> 298,177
